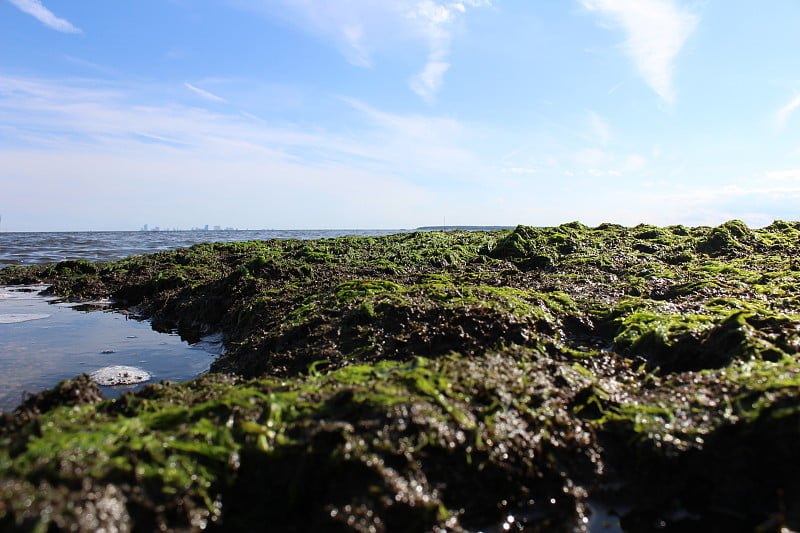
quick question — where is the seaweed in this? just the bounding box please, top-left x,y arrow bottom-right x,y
3,221 -> 800,531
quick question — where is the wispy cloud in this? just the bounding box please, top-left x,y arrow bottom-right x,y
580,0 -> 698,103
0,75 -> 446,229
589,168 -> 621,176
7,0 -> 81,33
776,94 -> 800,130
408,54 -> 450,104
627,169 -> 800,227
234,0 -> 490,103
0,76 -> 492,223
184,82 -> 227,103
341,24 -> 371,67
232,1 -> 389,68
339,96 -> 488,178
0,75 -> 488,179
405,0 -> 459,103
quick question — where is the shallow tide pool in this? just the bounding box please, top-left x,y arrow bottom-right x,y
0,285 -> 221,412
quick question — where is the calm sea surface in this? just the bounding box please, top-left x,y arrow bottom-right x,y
0,229 -> 410,412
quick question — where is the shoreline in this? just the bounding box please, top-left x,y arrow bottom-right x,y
2,221 -> 800,531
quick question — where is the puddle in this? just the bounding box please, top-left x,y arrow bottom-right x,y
0,313 -> 51,324
0,285 -> 222,412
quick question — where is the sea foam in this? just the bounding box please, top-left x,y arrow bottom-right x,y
89,365 -> 152,386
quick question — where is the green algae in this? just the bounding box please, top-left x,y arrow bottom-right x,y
4,221 -> 800,530
334,279 -> 403,305
0,356 -> 597,531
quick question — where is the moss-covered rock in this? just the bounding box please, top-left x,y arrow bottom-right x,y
697,220 -> 755,256
3,221 -> 800,531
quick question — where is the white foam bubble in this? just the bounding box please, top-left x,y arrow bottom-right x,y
0,313 -> 51,324
89,366 -> 152,386
0,285 -> 52,300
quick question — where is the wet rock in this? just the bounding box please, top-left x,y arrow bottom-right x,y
697,220 -> 754,256
0,374 -> 103,435
3,222 -> 800,531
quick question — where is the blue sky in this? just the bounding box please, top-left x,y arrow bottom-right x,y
1,0 -> 800,231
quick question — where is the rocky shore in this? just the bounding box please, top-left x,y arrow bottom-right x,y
2,221 -> 800,532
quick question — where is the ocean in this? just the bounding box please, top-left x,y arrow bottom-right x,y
0,229 -> 412,266
0,229 -> 413,412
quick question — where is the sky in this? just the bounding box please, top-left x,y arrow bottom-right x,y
1,0 -> 800,231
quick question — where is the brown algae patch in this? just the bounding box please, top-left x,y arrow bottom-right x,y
2,222 -> 800,530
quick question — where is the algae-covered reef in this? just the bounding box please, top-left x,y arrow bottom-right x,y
3,221 -> 800,531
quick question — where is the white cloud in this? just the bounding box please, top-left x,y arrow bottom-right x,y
627,171 -> 800,227
409,0 -> 456,25
755,169 -> 800,185
0,75 -> 499,229
588,168 -> 621,176
339,96 -> 487,177
234,0 -> 490,102
405,0 -> 485,103
0,75 -> 485,181
230,1 -> 387,67
0,76 -> 454,230
409,54 -> 450,103
571,146 -> 647,176
7,0 -> 81,33
580,0 -> 698,103
184,83 -> 227,103
503,167 -> 537,174
341,24 -> 370,67
776,94 -> 800,130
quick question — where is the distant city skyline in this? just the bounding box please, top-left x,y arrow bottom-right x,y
140,224 -> 239,232
2,1 -> 800,231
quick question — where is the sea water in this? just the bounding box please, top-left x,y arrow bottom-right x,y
0,285 -> 223,412
0,229 -> 410,412
0,229 -> 410,266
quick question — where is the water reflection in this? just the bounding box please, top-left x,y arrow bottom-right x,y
0,285 -> 222,412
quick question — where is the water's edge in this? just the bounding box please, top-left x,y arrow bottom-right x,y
0,284 -> 222,412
